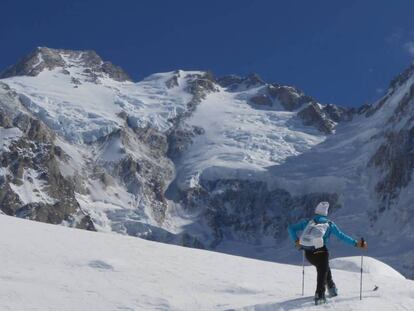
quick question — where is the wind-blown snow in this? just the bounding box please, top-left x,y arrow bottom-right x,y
0,215 -> 412,311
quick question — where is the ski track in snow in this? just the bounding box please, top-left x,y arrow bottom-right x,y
0,215 -> 413,311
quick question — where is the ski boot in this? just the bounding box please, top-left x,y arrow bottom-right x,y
327,283 -> 338,297
314,292 -> 326,305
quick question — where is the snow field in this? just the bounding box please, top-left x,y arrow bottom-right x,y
0,215 -> 413,311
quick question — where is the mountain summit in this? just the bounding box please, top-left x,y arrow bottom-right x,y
0,47 -> 132,82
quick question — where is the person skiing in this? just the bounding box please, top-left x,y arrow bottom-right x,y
288,201 -> 367,305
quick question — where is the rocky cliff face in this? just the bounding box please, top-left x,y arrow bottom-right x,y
0,83 -> 94,229
218,73 -> 353,134
173,178 -> 340,249
367,65 -> 414,220
167,71 -> 218,159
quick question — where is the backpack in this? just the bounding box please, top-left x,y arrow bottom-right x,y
299,219 -> 331,250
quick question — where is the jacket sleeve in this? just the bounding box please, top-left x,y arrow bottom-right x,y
330,222 -> 357,246
288,219 -> 309,242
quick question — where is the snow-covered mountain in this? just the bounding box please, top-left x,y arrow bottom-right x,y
1,214 -> 413,310
1,47 -> 414,277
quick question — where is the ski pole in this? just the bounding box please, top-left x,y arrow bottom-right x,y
302,250 -> 305,296
360,237 -> 364,300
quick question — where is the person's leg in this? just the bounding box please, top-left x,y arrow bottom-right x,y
305,250 -> 317,266
326,266 -> 335,288
306,249 -> 328,299
313,249 -> 329,298
326,255 -> 338,296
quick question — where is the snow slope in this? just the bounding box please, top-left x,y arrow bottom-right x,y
2,64 -> 326,188
0,215 -> 413,311
3,68 -> 194,144
175,85 -> 325,189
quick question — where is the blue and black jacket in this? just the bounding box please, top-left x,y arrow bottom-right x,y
288,215 -> 357,248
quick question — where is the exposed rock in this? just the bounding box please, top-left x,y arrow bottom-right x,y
367,68 -> 414,215
250,94 -> 273,106
90,125 -> 175,227
71,77 -> 81,85
165,72 -> 217,159
363,62 -> 414,118
369,128 -> 414,209
13,113 -> 54,143
101,61 -> 131,82
0,47 -> 132,82
0,88 -> 95,230
100,172 -> 115,187
216,74 -> 244,88
358,103 -> 372,115
0,110 -> 13,128
181,232 -> 205,249
218,75 -> 352,134
0,47 -> 65,78
165,74 -> 179,88
0,83 -> 25,119
216,73 -> 264,91
177,178 -> 340,249
15,201 -> 95,230
0,134 -> 96,230
0,183 -> 23,215
185,72 -> 218,102
268,84 -> 314,111
298,103 -> 336,134
167,126 -> 205,159
112,154 -> 171,224
243,73 -> 265,88
133,126 -> 169,157
389,62 -> 414,90
387,83 -> 414,124
323,104 -> 354,122
362,95 -> 391,118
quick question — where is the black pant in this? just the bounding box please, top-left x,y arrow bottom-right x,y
305,246 -> 335,296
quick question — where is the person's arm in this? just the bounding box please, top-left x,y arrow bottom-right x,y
330,222 -> 358,247
287,219 -> 309,242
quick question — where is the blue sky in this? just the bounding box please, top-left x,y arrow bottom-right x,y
1,0 -> 414,107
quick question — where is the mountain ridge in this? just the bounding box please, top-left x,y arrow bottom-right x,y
1,47 -> 414,277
